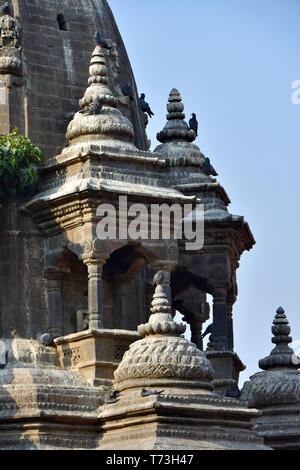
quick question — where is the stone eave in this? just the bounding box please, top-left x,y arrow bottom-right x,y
174,181 -> 231,206
204,217 -> 256,252
25,178 -> 199,212
41,145 -> 166,174
99,393 -> 260,422
54,329 -> 141,346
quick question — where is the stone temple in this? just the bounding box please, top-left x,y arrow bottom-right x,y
0,0 -> 299,450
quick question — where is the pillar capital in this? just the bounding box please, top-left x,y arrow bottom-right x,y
81,239 -> 110,266
150,259 -> 177,273
44,266 -> 69,281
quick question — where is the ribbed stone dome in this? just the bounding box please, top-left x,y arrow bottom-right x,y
114,271 -> 215,394
114,336 -> 214,385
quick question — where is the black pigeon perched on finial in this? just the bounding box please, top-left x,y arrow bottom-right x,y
93,31 -> 110,49
79,98 -> 103,116
120,83 -> 133,101
201,323 -> 214,339
203,157 -> 218,177
0,2 -> 11,15
189,113 -> 198,137
141,388 -> 164,397
139,93 -> 154,118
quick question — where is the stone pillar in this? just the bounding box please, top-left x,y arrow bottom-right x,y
45,268 -> 66,338
212,287 -> 229,351
190,316 -> 204,350
85,261 -> 105,330
227,302 -> 234,351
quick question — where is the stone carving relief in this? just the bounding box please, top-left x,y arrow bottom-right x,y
0,6 -> 22,75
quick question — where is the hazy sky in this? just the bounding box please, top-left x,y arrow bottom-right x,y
109,0 -> 300,385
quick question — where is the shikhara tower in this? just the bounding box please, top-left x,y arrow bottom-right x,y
0,0 -> 296,451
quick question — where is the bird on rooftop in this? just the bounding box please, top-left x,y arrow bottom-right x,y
93,31 -> 110,49
141,388 -> 164,397
139,93 -> 154,118
120,83 -> 133,101
0,2 -> 11,15
40,333 -> 55,347
226,384 -> 241,399
201,323 -> 214,339
79,98 -> 103,116
202,157 -> 218,177
189,113 -> 198,137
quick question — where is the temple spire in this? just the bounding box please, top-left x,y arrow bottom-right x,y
156,89 -> 195,144
65,41 -> 136,151
259,307 -> 298,371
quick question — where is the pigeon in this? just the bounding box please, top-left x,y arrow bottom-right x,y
0,2 -> 11,15
104,390 -> 119,404
141,388 -> 164,397
201,323 -> 214,339
93,31 -> 110,49
226,384 -> 241,399
79,98 -> 103,116
153,271 -> 165,286
139,93 -> 154,118
40,333 -> 55,347
120,83 -> 133,101
202,157 -> 218,177
189,113 -> 198,137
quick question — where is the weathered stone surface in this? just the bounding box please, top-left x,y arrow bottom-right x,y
55,329 -> 141,386
0,339 -> 103,450
0,0 -> 148,154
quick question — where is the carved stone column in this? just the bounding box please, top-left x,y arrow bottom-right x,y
212,287 -> 229,351
45,267 -> 67,338
84,260 -> 105,330
227,302 -> 234,351
82,240 -> 109,330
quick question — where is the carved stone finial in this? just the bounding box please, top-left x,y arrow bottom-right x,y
0,2 -> 22,75
154,89 -> 205,168
138,272 -> 185,338
157,89 -> 195,144
259,307 -> 298,371
65,43 -> 136,151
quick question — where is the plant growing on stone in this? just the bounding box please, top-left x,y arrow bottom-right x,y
0,128 -> 43,197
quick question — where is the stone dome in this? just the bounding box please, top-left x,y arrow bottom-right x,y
114,271 -> 215,394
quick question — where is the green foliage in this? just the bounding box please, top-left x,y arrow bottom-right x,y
0,128 -> 43,197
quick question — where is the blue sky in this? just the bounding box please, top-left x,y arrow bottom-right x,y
109,0 -> 300,385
